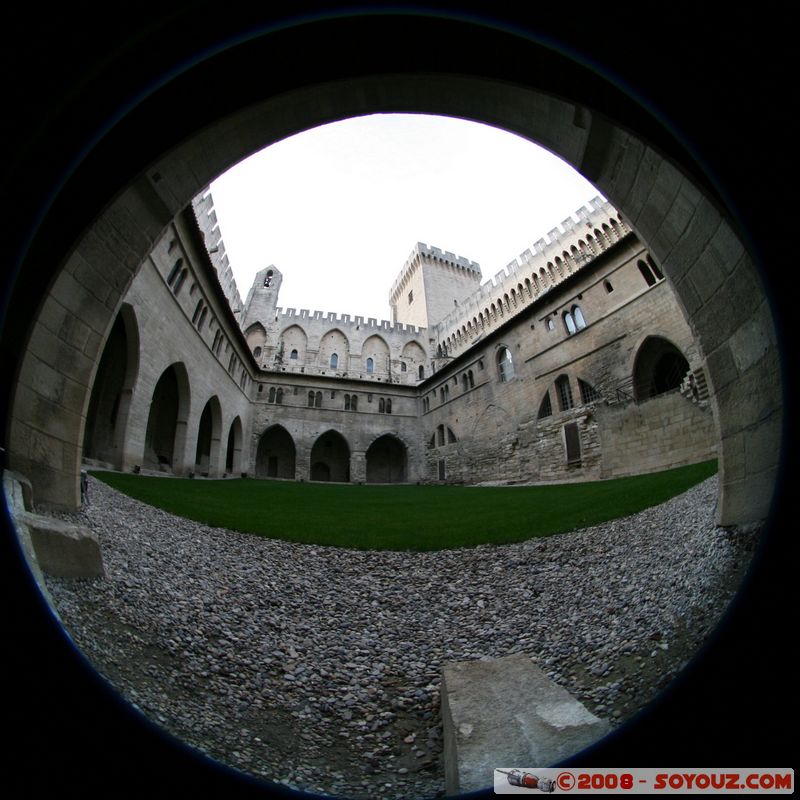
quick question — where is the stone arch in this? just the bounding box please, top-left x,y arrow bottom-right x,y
193,395 -> 222,476
365,433 -> 408,483
309,429 -> 350,482
244,322 -> 266,352
225,416 -> 243,475
632,336 -> 691,402
361,334 -> 390,375
318,328 -> 349,371
142,363 -> 190,473
255,424 -> 296,479
280,324 -> 308,365
82,303 -> 140,468
4,15 -> 782,530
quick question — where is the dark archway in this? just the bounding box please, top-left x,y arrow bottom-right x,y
255,425 -> 296,479
194,396 -> 222,476
142,364 -> 190,472
365,434 -> 408,483
633,337 -> 691,402
309,430 -> 350,482
82,304 -> 139,467
225,416 -> 243,475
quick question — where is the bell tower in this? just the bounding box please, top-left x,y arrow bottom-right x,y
242,265 -> 283,330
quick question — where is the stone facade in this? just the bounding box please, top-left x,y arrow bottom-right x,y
79,191 -> 716,489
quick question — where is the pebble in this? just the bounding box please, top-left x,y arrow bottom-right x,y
43,475 -> 753,799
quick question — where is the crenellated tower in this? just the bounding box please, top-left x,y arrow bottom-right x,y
241,265 -> 283,332
389,243 -> 482,329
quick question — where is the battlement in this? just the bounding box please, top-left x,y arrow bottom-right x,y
431,197 -> 630,342
275,307 -> 421,335
389,242 -> 482,305
192,188 -> 245,314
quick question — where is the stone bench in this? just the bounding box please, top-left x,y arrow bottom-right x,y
441,653 -> 610,795
3,470 -> 105,580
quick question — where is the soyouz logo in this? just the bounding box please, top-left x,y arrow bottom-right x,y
493,768 -> 794,794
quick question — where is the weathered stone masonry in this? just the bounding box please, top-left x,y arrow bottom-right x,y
76,192 -> 716,493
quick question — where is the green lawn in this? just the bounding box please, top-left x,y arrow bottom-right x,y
90,459 -> 717,551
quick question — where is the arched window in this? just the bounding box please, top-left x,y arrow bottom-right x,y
386,399 -> 392,414
276,388 -> 283,404
268,386 -> 276,403
578,379 -> 600,404
197,306 -> 208,331
167,258 -> 183,286
563,310 -> 577,335
253,346 -> 262,360
379,398 -> 385,413
447,427 -> 457,443
308,391 -> 315,407
468,370 -> 474,388
440,387 -> 445,403
192,300 -> 204,325
462,374 -> 469,391
418,365 -> 425,379
344,394 -> 351,410
556,375 -> 574,411
315,391 -> 322,408
366,357 -> 374,374
330,352 -> 338,369
400,361 -> 407,372
497,347 -> 514,382
647,254 -> 664,280
572,305 -> 586,330
437,425 -> 445,446
538,391 -> 552,419
604,280 -> 614,293
638,259 -> 657,287
290,349 -> 298,360
351,395 -> 358,411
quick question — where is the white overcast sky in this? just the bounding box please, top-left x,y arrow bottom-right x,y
209,113 -> 604,321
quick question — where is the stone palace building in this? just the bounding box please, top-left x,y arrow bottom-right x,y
79,190 -> 716,487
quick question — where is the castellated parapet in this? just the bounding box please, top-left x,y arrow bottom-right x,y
192,188 -> 245,316
431,197 -> 630,356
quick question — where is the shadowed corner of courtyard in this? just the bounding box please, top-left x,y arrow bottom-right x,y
89,459 -> 719,551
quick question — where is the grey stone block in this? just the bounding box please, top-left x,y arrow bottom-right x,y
441,653 -> 610,796
21,512 -> 106,579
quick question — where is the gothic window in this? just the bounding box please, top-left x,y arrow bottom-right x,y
330,353 -> 339,369
366,357 -> 374,374
253,347 -> 262,360
468,370 -> 474,388
437,425 -> 445,446
547,318 -> 555,332
538,391 -> 553,419
604,280 -> 614,293
447,427 -> 457,443
174,269 -> 188,295
579,379 -> 601,404
647,254 -> 664,280
386,399 -> 392,414
192,300 -> 203,325
276,388 -> 283,405
197,307 -> 208,331
556,375 -> 574,411
308,391 -> 315,407
462,374 -> 468,391
379,398 -> 385,413
268,386 -> 276,403
290,349 -> 298,360
572,306 -> 586,330
638,259 -> 657,287
400,361 -> 407,372
497,347 -> 515,382
351,395 -> 358,411
167,259 -> 183,286
418,365 -> 425,379
315,391 -> 322,408
344,394 -> 351,411
563,310 -> 577,335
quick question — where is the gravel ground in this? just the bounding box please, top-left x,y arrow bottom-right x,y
43,475 -> 755,799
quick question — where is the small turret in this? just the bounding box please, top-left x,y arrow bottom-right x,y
242,265 -> 283,330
